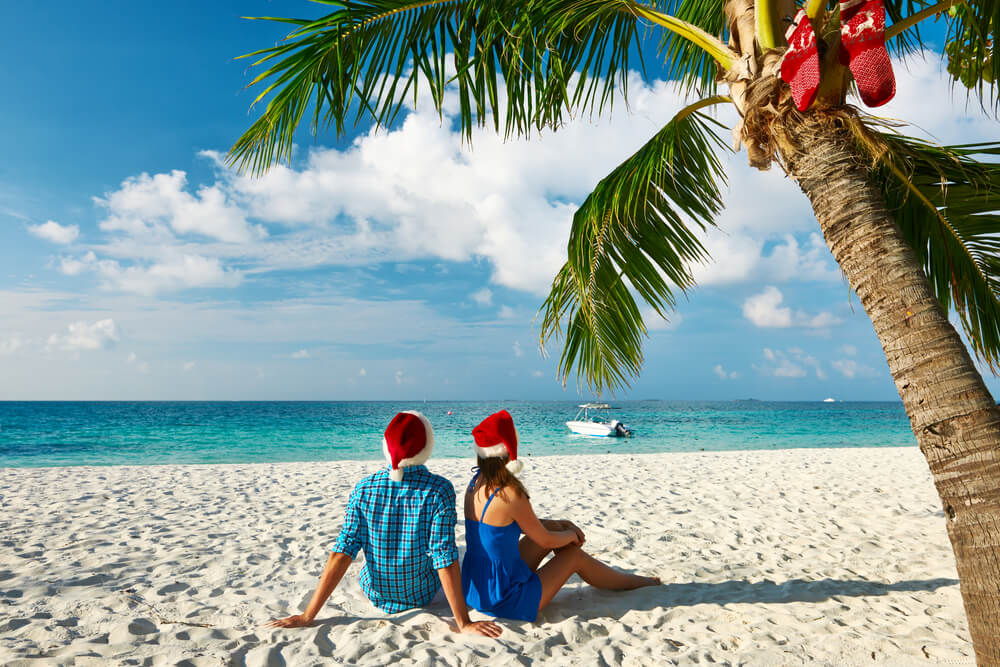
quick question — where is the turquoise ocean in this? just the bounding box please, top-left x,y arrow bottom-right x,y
0,401 -> 914,468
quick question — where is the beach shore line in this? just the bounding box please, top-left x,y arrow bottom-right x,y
0,447 -> 972,665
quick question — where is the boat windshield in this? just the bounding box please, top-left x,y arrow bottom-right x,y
573,403 -> 612,422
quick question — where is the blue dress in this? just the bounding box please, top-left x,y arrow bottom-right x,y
461,473 -> 543,621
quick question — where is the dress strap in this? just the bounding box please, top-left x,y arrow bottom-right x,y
467,470 -> 481,493
480,487 -> 502,523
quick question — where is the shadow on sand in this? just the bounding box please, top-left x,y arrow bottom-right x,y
540,576 -> 960,622
307,577 -> 959,628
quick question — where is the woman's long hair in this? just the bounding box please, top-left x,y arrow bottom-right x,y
472,456 -> 529,501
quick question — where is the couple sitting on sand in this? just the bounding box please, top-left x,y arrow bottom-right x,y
268,409 -> 659,637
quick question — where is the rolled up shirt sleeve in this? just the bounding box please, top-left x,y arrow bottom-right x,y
331,484 -> 365,559
427,487 -> 459,569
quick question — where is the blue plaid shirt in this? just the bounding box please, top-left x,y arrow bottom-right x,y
332,465 -> 459,613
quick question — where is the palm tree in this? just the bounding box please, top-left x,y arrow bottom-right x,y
229,0 -> 1000,660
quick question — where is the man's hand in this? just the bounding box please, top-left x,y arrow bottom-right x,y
438,562 -> 503,639
458,619 -> 503,637
266,614 -> 314,629
265,553 -> 351,630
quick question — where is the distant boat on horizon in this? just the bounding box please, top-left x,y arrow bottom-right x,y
823,397 -> 836,403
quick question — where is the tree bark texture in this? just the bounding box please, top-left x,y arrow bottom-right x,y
783,114 -> 1000,664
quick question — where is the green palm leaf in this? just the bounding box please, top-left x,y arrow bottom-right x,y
229,0 -> 733,175
944,1 -> 997,108
884,1 -> 996,107
538,106 -> 729,394
871,132 -> 1000,370
658,0 -> 727,97
230,0 -> 647,174
883,0 -> 938,53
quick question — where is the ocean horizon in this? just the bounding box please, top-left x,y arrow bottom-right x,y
0,399 -> 915,468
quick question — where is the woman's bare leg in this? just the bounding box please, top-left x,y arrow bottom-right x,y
536,545 -> 660,613
518,535 -> 552,571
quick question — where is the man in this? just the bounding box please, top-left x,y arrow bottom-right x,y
267,411 -> 501,637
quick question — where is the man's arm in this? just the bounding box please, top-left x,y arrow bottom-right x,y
436,562 -> 502,637
267,552 -> 352,628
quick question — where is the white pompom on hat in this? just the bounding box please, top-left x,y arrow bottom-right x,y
382,411 -> 435,482
472,409 -> 523,474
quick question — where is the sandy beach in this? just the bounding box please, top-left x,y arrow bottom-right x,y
0,447 -> 972,666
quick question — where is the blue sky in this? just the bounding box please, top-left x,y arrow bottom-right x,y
1,1 -> 997,401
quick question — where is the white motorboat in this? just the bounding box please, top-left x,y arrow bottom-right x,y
823,397 -> 836,403
566,403 -> 632,438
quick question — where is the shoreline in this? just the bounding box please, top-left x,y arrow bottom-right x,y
0,443 -> 919,471
0,447 -> 972,665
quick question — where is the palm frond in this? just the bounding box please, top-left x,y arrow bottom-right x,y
883,0 -> 997,108
883,0 -> 939,54
944,1 -> 997,109
229,0 -> 733,175
658,0 -> 727,97
230,0 -> 644,174
871,132 -> 1000,370
538,106 -> 729,394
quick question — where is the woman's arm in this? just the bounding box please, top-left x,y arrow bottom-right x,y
540,519 -> 586,545
266,551 -> 352,628
509,496 -> 579,550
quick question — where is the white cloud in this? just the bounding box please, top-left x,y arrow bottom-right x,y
0,336 -> 23,355
760,347 -> 825,379
832,359 -> 859,378
713,363 -> 740,380
471,287 -> 493,306
513,341 -> 524,357
60,252 -> 242,295
291,349 -> 310,359
643,309 -> 682,332
839,344 -> 858,357
832,358 -> 879,379
878,56 -> 1000,146
127,352 -> 149,373
96,170 -> 264,243
33,54 -> 994,308
744,288 -> 793,327
29,221 -> 79,245
804,311 -> 840,328
395,370 -> 405,385
695,232 -> 840,288
172,75 -> 696,295
47,319 -> 119,351
743,286 -> 840,329
59,251 -> 97,276
498,305 -> 516,319
183,361 -> 196,371
359,368 -> 368,377
531,370 -> 544,378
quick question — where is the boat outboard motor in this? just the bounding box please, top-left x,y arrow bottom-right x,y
614,422 -> 630,437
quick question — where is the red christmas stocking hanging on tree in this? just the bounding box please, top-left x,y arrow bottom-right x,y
780,9 -> 821,111
839,0 -> 896,107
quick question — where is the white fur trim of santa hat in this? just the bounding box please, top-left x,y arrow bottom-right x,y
474,426 -> 523,474
382,410 -> 435,482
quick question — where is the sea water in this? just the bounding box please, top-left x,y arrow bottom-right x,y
0,401 -> 914,468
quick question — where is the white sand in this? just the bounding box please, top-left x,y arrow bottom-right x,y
0,447 -> 973,666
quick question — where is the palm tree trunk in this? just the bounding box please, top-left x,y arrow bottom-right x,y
783,114 -> 1000,664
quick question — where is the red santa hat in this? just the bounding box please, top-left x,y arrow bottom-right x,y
382,411 -> 435,482
472,410 -> 523,474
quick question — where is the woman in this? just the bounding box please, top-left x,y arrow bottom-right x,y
461,410 -> 660,622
